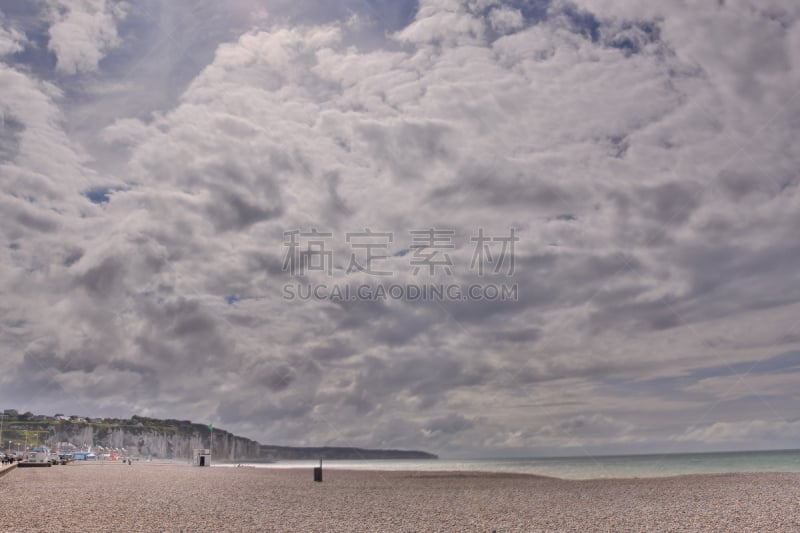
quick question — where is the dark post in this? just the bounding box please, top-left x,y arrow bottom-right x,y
313,458 -> 322,482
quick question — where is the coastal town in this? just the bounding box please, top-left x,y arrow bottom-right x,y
2,446 -> 130,466
1,409 -> 151,465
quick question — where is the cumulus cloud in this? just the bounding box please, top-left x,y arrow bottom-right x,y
1,0 -> 799,455
45,0 -> 127,75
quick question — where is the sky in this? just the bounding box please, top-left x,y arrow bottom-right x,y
1,0 -> 799,458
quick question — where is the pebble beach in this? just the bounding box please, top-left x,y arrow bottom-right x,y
2,463 -> 799,532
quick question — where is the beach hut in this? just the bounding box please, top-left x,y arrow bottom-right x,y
193,448 -> 211,467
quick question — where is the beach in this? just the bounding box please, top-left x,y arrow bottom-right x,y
1,463 -> 799,532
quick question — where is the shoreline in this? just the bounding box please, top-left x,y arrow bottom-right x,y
216,463 -> 793,481
213,461 -> 800,481
26,459 -> 800,480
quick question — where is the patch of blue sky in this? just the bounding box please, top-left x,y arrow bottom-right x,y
224,294 -> 268,305
558,2 -> 600,41
0,2 -> 56,77
601,351 -> 800,401
691,351 -> 800,380
84,187 -> 120,204
361,0 -> 419,31
225,294 -> 269,305
506,0 -> 551,24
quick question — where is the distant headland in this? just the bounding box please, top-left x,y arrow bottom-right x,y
258,445 -> 437,461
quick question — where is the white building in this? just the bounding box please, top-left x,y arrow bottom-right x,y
193,448 -> 211,467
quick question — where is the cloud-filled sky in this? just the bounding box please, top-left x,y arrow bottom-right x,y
1,0 -> 800,458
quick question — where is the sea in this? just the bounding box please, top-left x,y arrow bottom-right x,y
218,449 -> 800,480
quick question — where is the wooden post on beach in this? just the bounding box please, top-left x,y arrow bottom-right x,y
314,458 -> 322,482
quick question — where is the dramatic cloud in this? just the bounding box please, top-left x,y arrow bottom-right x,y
1,0 -> 799,457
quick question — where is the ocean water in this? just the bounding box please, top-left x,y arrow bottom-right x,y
220,449 -> 800,480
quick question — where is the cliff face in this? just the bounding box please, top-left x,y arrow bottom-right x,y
3,413 -> 436,462
50,423 -> 260,461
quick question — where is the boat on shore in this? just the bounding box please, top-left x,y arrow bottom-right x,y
17,447 -> 54,467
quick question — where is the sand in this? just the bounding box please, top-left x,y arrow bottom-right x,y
1,463 -> 799,532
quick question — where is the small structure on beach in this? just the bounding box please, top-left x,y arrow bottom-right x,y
314,458 -> 322,482
193,448 -> 211,467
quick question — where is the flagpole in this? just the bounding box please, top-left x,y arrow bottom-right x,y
208,423 -> 213,464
